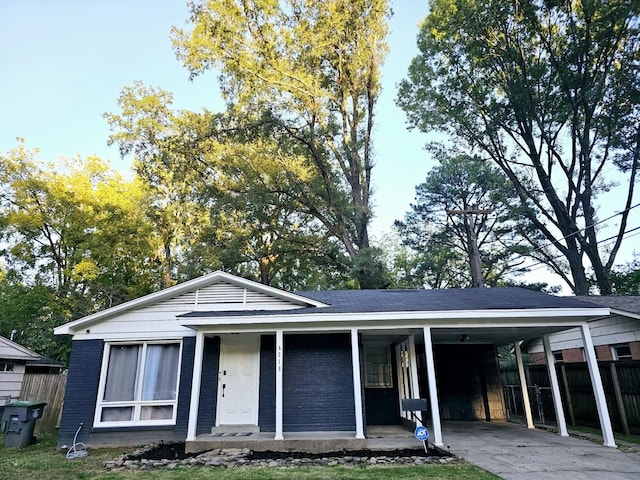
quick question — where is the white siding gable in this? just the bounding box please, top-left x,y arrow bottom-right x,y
527,314 -> 640,353
144,282 -> 301,313
64,278 -> 315,340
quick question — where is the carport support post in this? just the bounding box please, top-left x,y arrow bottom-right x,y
275,329 -> 284,440
423,327 -> 443,446
514,342 -> 534,429
580,323 -> 616,447
350,328 -> 365,439
187,331 -> 205,441
542,335 -> 568,436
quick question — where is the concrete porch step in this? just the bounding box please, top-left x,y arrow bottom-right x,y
211,425 -> 260,435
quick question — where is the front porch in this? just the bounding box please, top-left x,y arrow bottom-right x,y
183,317 -> 617,449
186,424 -> 419,454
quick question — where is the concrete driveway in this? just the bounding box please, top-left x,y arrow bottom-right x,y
440,421 -> 640,479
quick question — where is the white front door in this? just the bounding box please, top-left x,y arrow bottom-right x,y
216,335 -> 260,426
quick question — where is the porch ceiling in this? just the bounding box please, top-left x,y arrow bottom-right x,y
362,325 -> 573,347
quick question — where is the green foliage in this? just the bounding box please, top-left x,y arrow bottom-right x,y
396,154 -> 532,288
105,2 -> 396,288
398,0 -> 640,295
351,247 -> 392,289
0,277 -> 70,361
0,142 -> 174,361
0,434 -> 499,480
168,0 -> 391,258
609,257 -> 640,294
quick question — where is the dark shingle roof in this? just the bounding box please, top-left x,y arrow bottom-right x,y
180,287 -> 604,318
573,295 -> 640,315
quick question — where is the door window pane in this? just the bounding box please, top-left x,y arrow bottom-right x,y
364,344 -> 393,388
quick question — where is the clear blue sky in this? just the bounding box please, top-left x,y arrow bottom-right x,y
0,0 -> 432,238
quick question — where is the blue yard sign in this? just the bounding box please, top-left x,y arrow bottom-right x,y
414,425 -> 429,442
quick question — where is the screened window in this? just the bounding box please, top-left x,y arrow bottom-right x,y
612,344 -> 632,360
364,344 -> 393,388
96,342 -> 181,426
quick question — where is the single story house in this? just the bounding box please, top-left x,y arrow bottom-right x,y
54,271 -> 618,451
525,296 -> 640,364
0,335 -> 45,406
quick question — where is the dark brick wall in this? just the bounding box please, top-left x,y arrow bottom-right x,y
56,339 -> 103,448
58,336 -> 198,448
196,336 -> 220,435
283,333 -> 355,432
258,335 -> 276,431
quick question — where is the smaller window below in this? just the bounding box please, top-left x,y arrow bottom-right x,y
612,344 -> 632,360
552,352 -> 563,363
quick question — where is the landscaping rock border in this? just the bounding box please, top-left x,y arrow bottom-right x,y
104,444 -> 460,471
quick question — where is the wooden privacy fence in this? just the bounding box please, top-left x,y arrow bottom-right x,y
502,361 -> 640,435
18,373 -> 67,435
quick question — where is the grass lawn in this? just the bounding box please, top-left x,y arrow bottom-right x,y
570,425 -> 640,445
0,434 -> 499,480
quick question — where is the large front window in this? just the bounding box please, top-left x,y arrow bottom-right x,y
95,342 -> 181,426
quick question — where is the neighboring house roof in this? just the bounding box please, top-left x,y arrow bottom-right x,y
0,335 -> 43,361
181,287 -> 604,318
573,295 -> 640,319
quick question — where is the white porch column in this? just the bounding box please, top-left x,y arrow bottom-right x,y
407,335 -> 422,425
275,329 -> 284,440
186,331 -> 205,441
580,323 -> 616,447
515,342 -> 534,429
350,328 -> 365,439
423,327 -> 443,446
543,335 -> 568,436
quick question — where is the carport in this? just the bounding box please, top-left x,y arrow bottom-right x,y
417,320 -> 617,448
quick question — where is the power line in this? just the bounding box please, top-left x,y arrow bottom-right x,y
519,224 -> 640,274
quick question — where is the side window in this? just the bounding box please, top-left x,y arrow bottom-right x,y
0,362 -> 16,372
611,344 -> 632,360
364,344 -> 393,388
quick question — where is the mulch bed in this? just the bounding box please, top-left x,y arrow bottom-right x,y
125,442 -> 448,461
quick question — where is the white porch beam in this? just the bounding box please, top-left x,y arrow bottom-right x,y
515,342 -> 534,429
186,331 -> 205,441
580,323 -> 616,447
543,335 -> 568,436
275,329 -> 284,440
423,327 -> 443,446
407,335 -> 422,425
350,328 -> 365,439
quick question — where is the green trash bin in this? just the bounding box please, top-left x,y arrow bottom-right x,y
1,401 -> 47,448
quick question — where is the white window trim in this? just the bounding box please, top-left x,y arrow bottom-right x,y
611,344 -> 632,361
94,340 -> 183,428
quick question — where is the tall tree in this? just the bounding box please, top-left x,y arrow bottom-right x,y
0,142 -> 161,311
395,154 -> 531,288
106,84 -> 352,288
398,0 -> 640,294
170,0 -> 390,259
